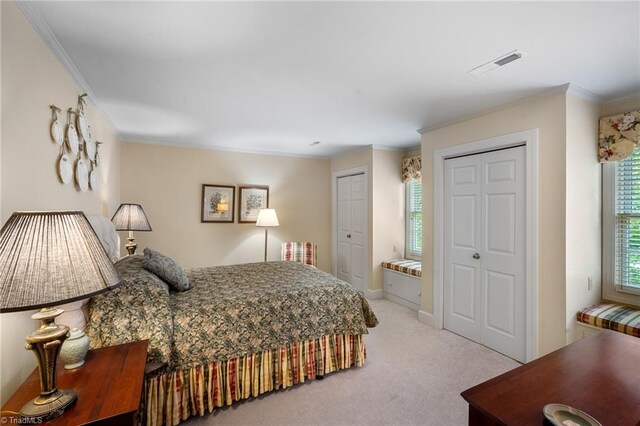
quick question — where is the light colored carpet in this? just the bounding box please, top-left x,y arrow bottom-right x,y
186,299 -> 520,426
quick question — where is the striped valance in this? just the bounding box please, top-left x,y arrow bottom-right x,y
599,110 -> 640,162
402,156 -> 422,183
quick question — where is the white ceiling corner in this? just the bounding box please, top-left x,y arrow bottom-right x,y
15,1 -> 119,134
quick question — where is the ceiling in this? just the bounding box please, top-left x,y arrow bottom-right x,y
22,1 -> 640,157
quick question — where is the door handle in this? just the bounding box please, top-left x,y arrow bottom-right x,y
472,252 -> 480,259
347,234 -> 352,239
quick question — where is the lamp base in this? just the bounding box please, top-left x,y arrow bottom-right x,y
125,237 -> 137,255
21,308 -> 76,422
20,389 -> 77,421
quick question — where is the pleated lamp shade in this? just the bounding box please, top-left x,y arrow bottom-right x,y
0,211 -> 122,313
111,203 -> 152,231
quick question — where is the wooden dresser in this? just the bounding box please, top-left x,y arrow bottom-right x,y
461,330 -> 640,426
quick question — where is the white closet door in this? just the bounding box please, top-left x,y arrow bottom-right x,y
336,174 -> 366,292
349,174 -> 366,292
337,176 -> 352,284
444,154 -> 483,340
444,146 -> 526,362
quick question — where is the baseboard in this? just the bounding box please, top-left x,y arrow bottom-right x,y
365,288 -> 384,300
418,309 -> 436,327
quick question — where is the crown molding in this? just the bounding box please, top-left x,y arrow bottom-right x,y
565,83 -> 603,103
417,83 -> 602,135
15,2 -> 119,134
404,143 -> 421,153
603,91 -> 640,106
122,138 -> 333,160
371,144 -> 418,152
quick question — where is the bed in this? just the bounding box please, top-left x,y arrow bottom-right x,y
86,252 -> 378,426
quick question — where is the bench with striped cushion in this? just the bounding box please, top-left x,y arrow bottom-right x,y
577,303 -> 640,338
381,259 -> 422,278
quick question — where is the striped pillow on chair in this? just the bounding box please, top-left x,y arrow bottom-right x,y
281,242 -> 317,267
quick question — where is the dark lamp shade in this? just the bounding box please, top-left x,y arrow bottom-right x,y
111,203 -> 152,232
0,211 -> 122,313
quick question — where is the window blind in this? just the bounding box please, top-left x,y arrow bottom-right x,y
406,180 -> 422,259
615,146 -> 640,293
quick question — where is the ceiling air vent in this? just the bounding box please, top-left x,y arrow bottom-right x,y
468,49 -> 527,76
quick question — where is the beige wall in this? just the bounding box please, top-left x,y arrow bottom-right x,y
421,92 -> 568,356
120,142 -> 332,271
565,94 -> 602,344
372,149 -> 405,290
0,2 -> 121,405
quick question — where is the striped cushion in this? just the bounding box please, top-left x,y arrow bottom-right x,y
281,242 -> 317,267
381,259 -> 422,278
577,303 -> 640,338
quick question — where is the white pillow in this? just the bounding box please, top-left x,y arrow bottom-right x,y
57,300 -> 90,332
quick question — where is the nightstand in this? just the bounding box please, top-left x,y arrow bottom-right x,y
2,340 -> 148,425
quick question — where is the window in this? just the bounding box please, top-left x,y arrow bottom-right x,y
405,180 -> 422,260
603,146 -> 640,305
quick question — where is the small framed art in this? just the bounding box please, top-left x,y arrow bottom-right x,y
238,185 -> 269,223
201,184 -> 235,223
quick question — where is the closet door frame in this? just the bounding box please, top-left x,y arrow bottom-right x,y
433,129 -> 539,362
332,166 -> 371,296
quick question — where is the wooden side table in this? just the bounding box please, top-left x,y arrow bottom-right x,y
2,340 -> 148,425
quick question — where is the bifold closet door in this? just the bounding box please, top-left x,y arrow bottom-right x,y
443,146 -> 525,362
336,174 -> 366,292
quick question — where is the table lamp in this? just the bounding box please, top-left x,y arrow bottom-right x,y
111,203 -> 152,255
256,208 -> 279,262
0,211 -> 122,421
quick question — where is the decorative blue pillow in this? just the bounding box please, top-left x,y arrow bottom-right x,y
142,248 -> 192,292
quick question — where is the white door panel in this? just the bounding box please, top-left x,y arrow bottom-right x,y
351,245 -> 365,291
336,173 -> 366,292
444,146 -> 525,362
486,193 -> 515,254
485,270 -> 515,336
452,195 -> 476,249
451,263 -> 477,321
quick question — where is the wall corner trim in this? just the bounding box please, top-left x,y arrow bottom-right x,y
418,309 -> 436,327
365,288 -> 384,300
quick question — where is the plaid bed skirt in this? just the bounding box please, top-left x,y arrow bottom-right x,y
144,334 -> 366,426
577,303 -> 640,337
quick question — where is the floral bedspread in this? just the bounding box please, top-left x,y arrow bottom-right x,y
172,261 -> 378,368
86,255 -> 174,364
87,257 -> 378,370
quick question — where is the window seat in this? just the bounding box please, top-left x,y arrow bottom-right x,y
576,303 -> 640,338
381,259 -> 421,311
381,259 -> 422,277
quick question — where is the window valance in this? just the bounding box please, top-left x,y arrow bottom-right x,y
599,110 -> 640,163
402,156 -> 422,183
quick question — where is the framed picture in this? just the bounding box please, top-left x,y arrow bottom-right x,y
201,184 -> 235,223
238,185 -> 269,223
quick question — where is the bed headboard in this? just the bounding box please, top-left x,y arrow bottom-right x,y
58,214 -> 120,331
86,214 -> 120,262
